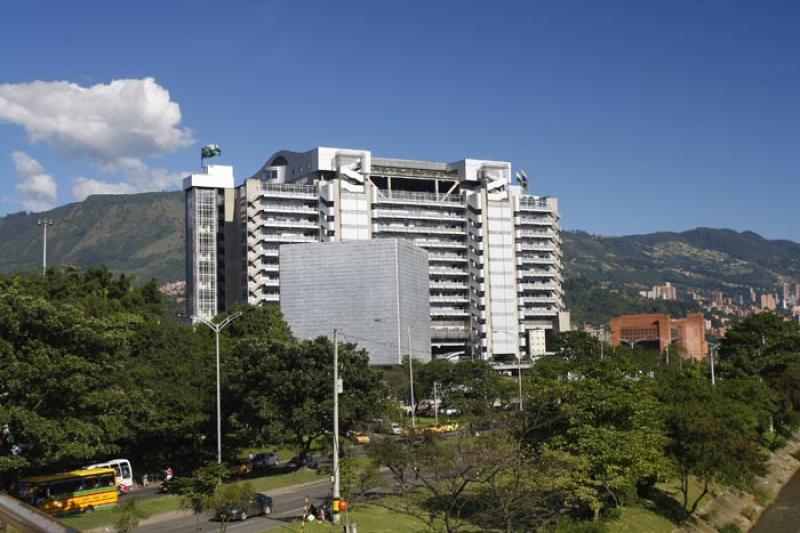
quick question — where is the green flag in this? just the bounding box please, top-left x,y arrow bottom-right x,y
201,144 -> 222,159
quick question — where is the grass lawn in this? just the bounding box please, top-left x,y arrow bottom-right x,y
275,504 -> 439,533
608,504 -> 675,533
605,476 -> 721,533
60,494 -> 181,531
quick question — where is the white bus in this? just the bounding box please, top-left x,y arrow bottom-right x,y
84,459 -> 133,493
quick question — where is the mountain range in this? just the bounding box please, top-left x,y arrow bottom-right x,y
1,191 -> 797,323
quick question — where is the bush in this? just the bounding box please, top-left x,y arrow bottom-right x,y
741,506 -> 758,521
718,522 -> 743,533
601,507 -> 621,521
114,498 -> 144,533
791,449 -> 800,461
751,485 -> 774,506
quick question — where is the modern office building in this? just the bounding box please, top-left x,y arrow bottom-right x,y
280,239 -> 431,366
184,146 -> 567,363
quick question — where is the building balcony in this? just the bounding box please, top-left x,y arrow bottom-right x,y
429,267 -> 468,277
372,208 -> 465,222
430,281 -> 469,290
428,254 -> 468,263
519,295 -> 561,304
259,182 -> 317,197
518,197 -> 556,212
249,204 -> 318,217
257,219 -> 319,229
374,223 -> 465,236
430,294 -> 469,304
517,242 -> 556,252
374,189 -> 464,206
518,282 -> 560,292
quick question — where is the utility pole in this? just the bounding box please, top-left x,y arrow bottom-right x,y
332,329 -> 341,524
517,355 -> 524,412
37,219 -> 54,275
433,382 -> 439,425
709,341 -> 718,386
407,326 -> 416,428
195,312 -> 241,463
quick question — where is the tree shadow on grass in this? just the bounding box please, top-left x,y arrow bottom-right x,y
638,487 -> 690,525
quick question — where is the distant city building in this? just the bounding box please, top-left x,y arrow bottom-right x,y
760,293 -> 777,311
711,290 -> 725,308
639,282 -> 677,300
280,240 -> 431,366
184,147 -> 568,363
609,312 -> 708,360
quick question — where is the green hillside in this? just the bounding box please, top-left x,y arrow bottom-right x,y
0,191 -> 185,282
1,193 -> 798,323
564,228 -> 800,291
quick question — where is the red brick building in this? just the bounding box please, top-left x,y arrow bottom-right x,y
609,312 -> 708,360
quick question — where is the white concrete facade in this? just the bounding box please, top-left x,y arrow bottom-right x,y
185,147 -> 566,362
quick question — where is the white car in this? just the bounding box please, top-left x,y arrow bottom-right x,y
391,423 -> 403,436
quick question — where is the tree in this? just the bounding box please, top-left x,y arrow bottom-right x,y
114,498 -> 145,533
664,382 -> 767,514
369,431 -> 505,533
174,462 -> 228,531
224,334 -> 387,462
206,481 -> 255,533
554,371 -> 670,509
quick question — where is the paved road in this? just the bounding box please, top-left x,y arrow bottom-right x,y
135,481 -> 331,533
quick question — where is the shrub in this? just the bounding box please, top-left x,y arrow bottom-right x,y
718,522 -> 743,533
751,485 -> 774,506
741,506 -> 758,521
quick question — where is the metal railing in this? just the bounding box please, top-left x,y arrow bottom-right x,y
0,493 -> 79,533
375,189 -> 463,204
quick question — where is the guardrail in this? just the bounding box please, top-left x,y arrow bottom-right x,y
0,492 -> 79,533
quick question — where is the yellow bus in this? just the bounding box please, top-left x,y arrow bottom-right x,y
16,467 -> 118,516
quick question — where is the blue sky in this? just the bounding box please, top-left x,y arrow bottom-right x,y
0,0 -> 798,240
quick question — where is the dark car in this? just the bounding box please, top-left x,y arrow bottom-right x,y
252,452 -> 279,469
214,493 -> 273,521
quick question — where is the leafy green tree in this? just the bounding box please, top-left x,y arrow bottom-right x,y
114,497 -> 145,533
719,313 -> 800,432
174,462 -> 228,531
224,334 -> 387,462
554,370 -> 670,508
0,284 -> 137,485
206,481 -> 256,532
663,381 -> 767,514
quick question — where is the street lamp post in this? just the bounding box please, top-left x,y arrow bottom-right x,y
37,219 -> 54,276
708,341 -> 719,386
332,329 -> 342,524
194,312 -> 242,463
407,326 -> 417,428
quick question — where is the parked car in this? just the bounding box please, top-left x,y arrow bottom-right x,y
352,432 -> 370,445
214,493 -> 273,521
390,423 -> 403,436
252,452 -> 279,469
229,459 -> 253,477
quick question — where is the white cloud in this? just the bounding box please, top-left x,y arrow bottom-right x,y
0,78 -> 194,171
12,150 -> 58,212
72,177 -> 137,201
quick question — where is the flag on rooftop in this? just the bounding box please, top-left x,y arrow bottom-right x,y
515,169 -> 529,189
201,144 -> 222,159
